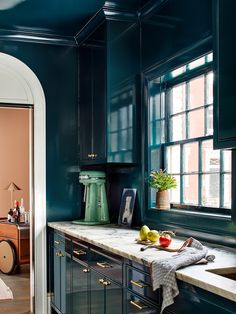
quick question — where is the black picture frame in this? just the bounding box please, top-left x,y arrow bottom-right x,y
118,188 -> 137,227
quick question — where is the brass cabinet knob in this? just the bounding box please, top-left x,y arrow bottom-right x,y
82,268 -> 90,273
55,251 -> 64,257
87,153 -> 97,159
99,278 -> 111,286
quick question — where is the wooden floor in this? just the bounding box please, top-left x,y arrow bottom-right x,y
0,264 -> 30,314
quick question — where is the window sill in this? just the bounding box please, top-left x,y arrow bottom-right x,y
150,207 -> 231,220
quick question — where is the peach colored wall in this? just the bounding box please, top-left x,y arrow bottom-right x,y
0,107 -> 31,217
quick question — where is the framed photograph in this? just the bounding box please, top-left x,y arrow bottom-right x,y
118,188 -> 137,227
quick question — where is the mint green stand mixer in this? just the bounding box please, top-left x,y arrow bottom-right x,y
72,171 -> 110,225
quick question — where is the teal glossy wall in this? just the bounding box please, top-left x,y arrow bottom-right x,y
0,41 -> 80,221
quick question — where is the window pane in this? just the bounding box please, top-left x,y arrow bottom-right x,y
224,174 -> 231,208
206,105 -> 213,136
183,142 -> 198,173
183,175 -> 198,205
189,75 -> 204,109
170,114 -> 186,141
149,120 -> 165,145
166,145 -> 180,173
188,108 -> 204,139
169,83 -> 186,114
206,72 -> 213,105
207,53 -> 213,62
110,111 -> 118,132
150,148 -> 161,170
188,57 -> 205,70
171,66 -> 186,78
150,95 -> 161,120
202,140 -> 220,172
223,150 -> 232,172
170,175 -> 180,203
202,174 -> 219,207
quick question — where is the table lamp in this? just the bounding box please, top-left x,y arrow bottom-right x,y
5,182 -> 21,209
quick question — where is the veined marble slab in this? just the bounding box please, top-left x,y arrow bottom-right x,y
48,221 -> 236,303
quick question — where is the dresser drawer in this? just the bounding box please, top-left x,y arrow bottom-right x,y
126,292 -> 159,313
72,240 -> 89,264
126,265 -> 160,306
88,248 -> 123,284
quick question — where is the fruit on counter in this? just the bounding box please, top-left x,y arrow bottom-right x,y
159,233 -> 172,247
147,230 -> 159,242
139,225 -> 150,241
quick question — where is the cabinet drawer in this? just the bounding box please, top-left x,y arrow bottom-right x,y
72,241 -> 89,264
88,248 -> 123,284
126,292 -> 159,313
52,232 -> 65,249
126,266 -> 160,306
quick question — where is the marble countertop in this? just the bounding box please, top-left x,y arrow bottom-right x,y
48,221 -> 236,303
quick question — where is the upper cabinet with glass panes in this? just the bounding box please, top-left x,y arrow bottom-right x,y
148,53 -> 231,210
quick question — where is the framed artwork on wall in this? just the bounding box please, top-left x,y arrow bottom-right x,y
118,188 -> 137,227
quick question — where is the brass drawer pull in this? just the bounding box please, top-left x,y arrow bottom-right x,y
97,262 -> 112,268
73,249 -> 87,256
130,300 -> 148,310
99,278 -> 111,286
56,251 -> 64,257
54,240 -> 60,245
82,268 -> 90,273
130,280 -> 149,288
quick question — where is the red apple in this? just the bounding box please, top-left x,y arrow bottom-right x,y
159,233 -> 172,247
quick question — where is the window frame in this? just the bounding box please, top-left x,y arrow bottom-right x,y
145,51 -> 232,216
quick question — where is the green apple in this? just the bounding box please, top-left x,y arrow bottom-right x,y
139,225 -> 150,241
147,230 -> 159,242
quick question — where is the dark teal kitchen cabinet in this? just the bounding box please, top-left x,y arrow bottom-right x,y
78,18 -> 140,165
213,0 -> 236,149
71,241 -> 90,314
50,232 -> 71,314
107,19 -> 140,163
49,228 -> 236,314
79,23 -> 107,164
90,269 -> 123,314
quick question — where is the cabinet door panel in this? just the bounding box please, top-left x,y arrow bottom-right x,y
61,253 -> 71,314
71,258 -> 89,314
213,0 -> 236,149
106,281 -> 123,314
90,270 -> 105,314
52,247 -> 61,310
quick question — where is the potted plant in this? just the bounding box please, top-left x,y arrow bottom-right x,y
149,169 -> 177,209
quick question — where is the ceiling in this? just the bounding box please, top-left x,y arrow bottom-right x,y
0,0 -> 106,37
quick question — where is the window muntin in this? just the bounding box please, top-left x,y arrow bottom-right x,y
148,53 -> 231,210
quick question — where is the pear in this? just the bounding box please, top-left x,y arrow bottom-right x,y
139,225 -> 150,241
147,230 -> 159,242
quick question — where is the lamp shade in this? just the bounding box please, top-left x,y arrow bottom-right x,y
5,182 -> 21,191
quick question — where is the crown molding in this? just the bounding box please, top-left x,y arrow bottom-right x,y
0,28 -> 77,46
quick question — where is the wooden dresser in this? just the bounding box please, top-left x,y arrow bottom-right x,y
0,222 -> 30,265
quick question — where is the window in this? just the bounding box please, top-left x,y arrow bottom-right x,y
148,53 -> 231,210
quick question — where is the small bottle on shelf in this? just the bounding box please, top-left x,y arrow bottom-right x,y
20,198 -> 25,223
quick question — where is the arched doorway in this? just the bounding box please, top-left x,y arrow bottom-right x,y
0,52 -> 47,314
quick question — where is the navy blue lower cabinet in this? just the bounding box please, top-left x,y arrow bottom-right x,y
164,282 -> 236,314
90,269 -> 123,314
126,292 -> 159,313
50,232 -> 71,314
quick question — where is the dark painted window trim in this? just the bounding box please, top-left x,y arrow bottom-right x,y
142,38 -> 236,244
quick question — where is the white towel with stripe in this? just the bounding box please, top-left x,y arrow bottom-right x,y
151,238 -> 209,313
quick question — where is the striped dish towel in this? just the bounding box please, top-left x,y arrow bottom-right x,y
150,238 -> 211,313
